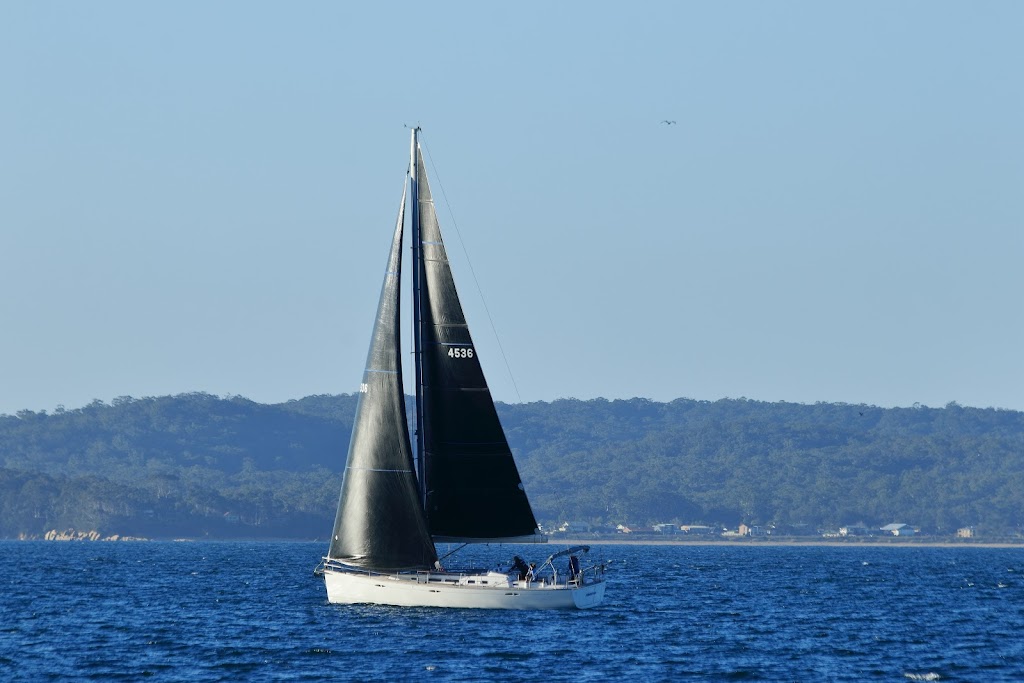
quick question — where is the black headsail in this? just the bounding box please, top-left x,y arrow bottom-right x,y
328,182 -> 438,571
411,133 -> 542,543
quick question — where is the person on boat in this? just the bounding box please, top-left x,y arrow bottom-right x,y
525,563 -> 536,584
511,556 -> 529,581
568,555 -> 581,584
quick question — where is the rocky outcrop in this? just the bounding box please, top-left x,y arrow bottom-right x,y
27,528 -> 149,541
44,529 -> 99,541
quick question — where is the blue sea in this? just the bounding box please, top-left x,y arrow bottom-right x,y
1,541 -> 1022,681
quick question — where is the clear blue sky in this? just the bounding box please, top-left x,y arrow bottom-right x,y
2,2 -> 1022,415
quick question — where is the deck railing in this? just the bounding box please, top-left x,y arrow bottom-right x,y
318,555 -> 608,589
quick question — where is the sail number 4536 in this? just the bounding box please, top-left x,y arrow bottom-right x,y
447,347 -> 474,359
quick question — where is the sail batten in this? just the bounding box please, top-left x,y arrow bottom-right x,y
346,467 -> 416,473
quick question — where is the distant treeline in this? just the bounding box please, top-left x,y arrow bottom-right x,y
1,394 -> 1021,539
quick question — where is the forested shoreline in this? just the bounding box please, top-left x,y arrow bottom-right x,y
1,394 -> 1021,539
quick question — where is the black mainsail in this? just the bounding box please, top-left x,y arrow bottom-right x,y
328,186 -> 438,571
411,136 -> 540,542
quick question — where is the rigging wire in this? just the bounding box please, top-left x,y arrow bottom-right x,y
419,134 -> 523,404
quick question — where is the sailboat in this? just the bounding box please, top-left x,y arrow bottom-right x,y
320,128 -> 607,610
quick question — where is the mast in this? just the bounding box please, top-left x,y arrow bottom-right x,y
409,127 -> 427,509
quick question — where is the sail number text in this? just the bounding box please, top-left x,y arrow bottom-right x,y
447,347 -> 474,359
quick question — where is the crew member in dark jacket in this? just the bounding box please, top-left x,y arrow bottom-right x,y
511,556 -> 529,581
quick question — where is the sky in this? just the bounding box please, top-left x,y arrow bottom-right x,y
1,2 -> 1022,416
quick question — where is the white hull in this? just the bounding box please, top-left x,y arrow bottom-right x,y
324,567 -> 605,610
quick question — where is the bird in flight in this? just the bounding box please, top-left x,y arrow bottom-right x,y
661,120 -> 677,125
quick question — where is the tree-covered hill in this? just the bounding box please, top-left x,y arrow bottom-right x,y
1,394 -> 1021,539
505,399 -> 1023,535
